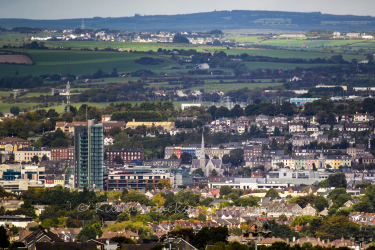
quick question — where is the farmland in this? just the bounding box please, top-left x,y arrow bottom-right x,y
0,53 -> 33,64
35,101 -> 213,112
0,49 -> 180,77
0,30 -> 375,115
0,101 -> 40,113
0,47 -> 354,78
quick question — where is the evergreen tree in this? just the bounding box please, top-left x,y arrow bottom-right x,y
0,225 -> 10,249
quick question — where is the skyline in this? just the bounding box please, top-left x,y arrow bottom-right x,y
0,0 -> 374,20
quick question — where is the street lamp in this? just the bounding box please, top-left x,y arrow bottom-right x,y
168,237 -> 174,250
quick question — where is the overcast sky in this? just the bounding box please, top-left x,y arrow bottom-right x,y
1,0 -> 374,19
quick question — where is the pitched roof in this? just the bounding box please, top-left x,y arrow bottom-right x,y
0,137 -> 28,143
35,242 -> 97,250
258,237 -> 286,245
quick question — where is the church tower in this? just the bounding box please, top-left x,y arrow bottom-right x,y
200,132 -> 206,175
318,151 -> 325,169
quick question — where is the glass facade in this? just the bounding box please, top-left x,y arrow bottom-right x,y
74,120 -> 103,189
90,124 -> 103,189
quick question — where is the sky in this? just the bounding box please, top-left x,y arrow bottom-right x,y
1,0 -> 374,19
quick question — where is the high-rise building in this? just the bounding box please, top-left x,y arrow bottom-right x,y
74,119 -> 103,189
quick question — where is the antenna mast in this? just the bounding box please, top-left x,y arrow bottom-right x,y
66,81 -> 71,112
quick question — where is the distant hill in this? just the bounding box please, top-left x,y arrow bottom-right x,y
1,10 -> 375,32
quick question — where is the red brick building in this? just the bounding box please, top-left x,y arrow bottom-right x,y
106,150 -> 144,164
51,147 -> 74,161
269,136 -> 286,146
243,145 -> 263,158
251,170 -> 266,178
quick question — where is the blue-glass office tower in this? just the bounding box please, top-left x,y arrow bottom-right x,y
74,119 -> 103,189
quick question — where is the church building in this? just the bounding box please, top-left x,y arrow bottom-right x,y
190,133 -> 224,176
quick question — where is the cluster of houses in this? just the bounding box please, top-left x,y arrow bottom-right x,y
0,182 -> 371,250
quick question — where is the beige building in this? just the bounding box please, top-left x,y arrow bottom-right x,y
14,148 -> 51,163
55,121 -> 87,134
126,120 -> 175,131
302,204 -> 317,216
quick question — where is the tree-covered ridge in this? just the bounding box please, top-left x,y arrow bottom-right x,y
2,10 -> 375,31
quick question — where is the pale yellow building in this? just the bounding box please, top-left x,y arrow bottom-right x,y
126,120 -> 175,131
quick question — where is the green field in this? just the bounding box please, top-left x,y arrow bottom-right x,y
0,102 -> 40,113
0,91 -> 13,97
0,49 -> 180,77
243,61 -> 334,70
0,33 -> 28,41
0,37 -> 371,79
188,82 -> 283,92
34,101 -> 215,112
224,48 -> 365,60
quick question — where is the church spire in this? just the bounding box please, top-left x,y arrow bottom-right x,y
200,131 -> 206,175
200,131 -> 205,159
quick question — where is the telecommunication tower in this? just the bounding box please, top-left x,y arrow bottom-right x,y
224,96 -> 231,109
66,81 -> 71,112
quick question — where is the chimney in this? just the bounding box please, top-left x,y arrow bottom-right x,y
286,238 -> 290,244
293,237 -> 296,242
133,119 -> 135,122
327,239 -> 330,244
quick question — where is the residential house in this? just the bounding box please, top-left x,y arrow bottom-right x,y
266,122 -> 283,133
289,123 -> 305,133
302,204 -> 317,216
333,124 -> 344,131
293,113 -> 307,123
354,112 -> 369,123
272,114 -> 288,124
346,123 -> 357,132
256,114 -> 269,124
358,124 -> 370,132
104,136 -> 114,146
317,134 -> 329,144
320,124 -> 331,131
235,116 -> 251,125
307,125 -> 319,132
24,228 -> 64,250
257,237 -> 286,246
